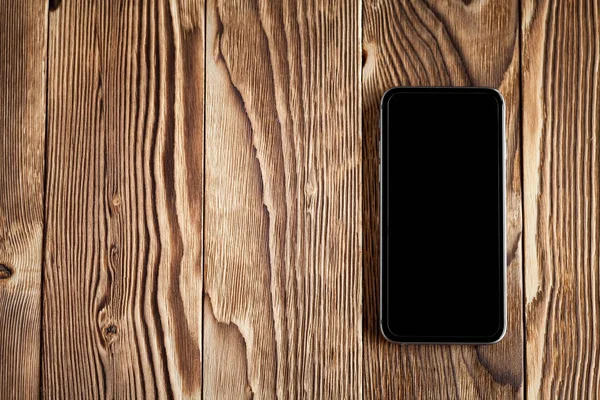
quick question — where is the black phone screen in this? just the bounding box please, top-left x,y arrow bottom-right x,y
380,87 -> 505,343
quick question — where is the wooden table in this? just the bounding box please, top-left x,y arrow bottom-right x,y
0,0 -> 597,398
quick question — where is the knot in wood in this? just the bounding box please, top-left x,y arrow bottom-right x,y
0,264 -> 12,279
105,324 -> 117,335
49,0 -> 61,11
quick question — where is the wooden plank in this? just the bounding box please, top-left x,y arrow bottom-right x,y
0,1 -> 47,398
522,0 -> 600,397
42,1 -> 204,397
362,0 -> 524,397
203,0 -> 361,397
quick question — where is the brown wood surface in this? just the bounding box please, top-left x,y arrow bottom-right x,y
362,0 -> 524,398
3,0 -> 600,397
42,0 -> 204,397
203,0 -> 362,398
522,0 -> 600,398
0,1 -> 47,398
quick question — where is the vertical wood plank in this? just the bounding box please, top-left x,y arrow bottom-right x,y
203,0 -> 362,397
362,1 -> 524,398
522,0 -> 600,397
0,1 -> 47,398
43,1 -> 204,397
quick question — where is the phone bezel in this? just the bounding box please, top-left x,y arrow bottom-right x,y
379,87 -> 507,344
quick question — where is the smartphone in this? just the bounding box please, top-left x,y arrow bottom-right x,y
380,87 -> 506,344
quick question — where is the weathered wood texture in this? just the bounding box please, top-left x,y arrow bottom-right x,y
43,1 -> 204,397
7,0 -> 600,396
0,1 -> 47,398
522,0 -> 600,398
203,0 -> 362,397
362,0 -> 524,398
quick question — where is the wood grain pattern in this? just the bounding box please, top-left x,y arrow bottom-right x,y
43,1 -> 204,397
0,1 -> 47,398
362,0 -> 524,398
203,0 -> 362,397
7,0 -> 600,396
522,0 -> 600,398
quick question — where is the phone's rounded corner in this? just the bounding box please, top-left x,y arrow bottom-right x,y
483,321 -> 507,345
380,87 -> 402,111
379,319 -> 402,344
480,87 -> 506,108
